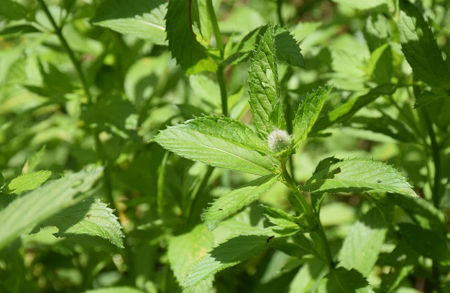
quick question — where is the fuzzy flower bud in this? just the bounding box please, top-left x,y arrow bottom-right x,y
268,129 -> 291,153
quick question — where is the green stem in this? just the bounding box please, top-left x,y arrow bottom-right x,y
217,65 -> 228,116
276,0 -> 284,26
281,159 -> 334,268
421,109 -> 441,208
37,0 -> 92,104
206,0 -> 223,56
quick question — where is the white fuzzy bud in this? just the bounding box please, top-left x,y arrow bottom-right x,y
268,129 -> 291,153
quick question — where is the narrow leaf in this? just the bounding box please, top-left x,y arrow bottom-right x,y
0,167 -> 102,250
293,86 -> 331,148
398,0 -> 449,88
203,175 -> 278,229
154,118 -> 276,176
93,0 -> 167,45
338,208 -> 387,276
248,25 -> 285,138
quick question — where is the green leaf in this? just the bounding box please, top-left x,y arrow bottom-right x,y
367,43 -> 393,85
8,170 -> 52,194
398,0 -> 449,88
203,175 -> 278,229
93,0 -> 167,45
289,259 -> 325,293
39,199 -> 124,248
338,208 -> 387,276
293,86 -> 331,149
183,235 -> 269,288
0,167 -> 102,250
154,118 -> 275,176
275,28 -> 304,67
332,0 -> 388,10
166,0 -> 216,73
168,224 -> 214,292
312,85 -> 396,132
0,0 -> 27,20
85,287 -> 144,293
397,223 -> 449,264
248,25 -> 285,138
317,267 -> 372,293
303,158 -> 416,197
264,205 -> 302,232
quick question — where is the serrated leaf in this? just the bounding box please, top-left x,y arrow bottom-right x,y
166,0 -> 216,73
248,25 -> 285,138
93,0 -> 167,45
203,175 -> 278,229
293,86 -> 331,149
338,208 -> 387,276
275,28 -> 304,67
264,205 -> 301,232
8,170 -> 51,193
40,199 -> 124,248
183,235 -> 269,288
154,118 -> 275,176
367,43 -> 393,85
398,0 -> 449,88
168,225 -> 214,292
0,167 -> 102,250
317,267 -> 372,293
303,158 -> 416,197
312,84 -> 396,132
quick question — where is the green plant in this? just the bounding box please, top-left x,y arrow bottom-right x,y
0,0 -> 448,292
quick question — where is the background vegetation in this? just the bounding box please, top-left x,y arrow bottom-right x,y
0,0 -> 449,292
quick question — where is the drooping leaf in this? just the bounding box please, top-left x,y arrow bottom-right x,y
39,199 -> 124,248
338,208 -> 387,276
203,175 -> 278,229
248,25 -> 285,138
8,170 -> 52,194
317,267 -> 372,293
398,0 -> 449,88
293,86 -> 331,149
312,84 -> 396,132
154,118 -> 276,176
165,0 -> 216,73
303,158 -> 416,197
168,224 -> 215,293
93,0 -> 167,45
0,167 -> 102,250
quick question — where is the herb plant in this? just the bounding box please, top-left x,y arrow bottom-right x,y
0,0 -> 449,292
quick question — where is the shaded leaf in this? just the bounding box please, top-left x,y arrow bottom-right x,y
317,267 -> 372,293
0,167 -> 102,250
8,170 -> 51,194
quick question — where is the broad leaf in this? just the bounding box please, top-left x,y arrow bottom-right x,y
0,0 -> 27,20
398,0 -> 449,88
367,43 -> 393,85
154,118 -> 276,176
168,224 -> 214,292
85,287 -> 144,293
303,158 -> 416,197
317,267 -> 372,293
332,0 -> 388,10
275,28 -> 304,67
338,208 -> 387,276
93,0 -> 167,45
166,0 -> 216,73
293,86 -> 331,148
183,235 -> 270,288
289,259 -> 325,293
248,25 -> 285,138
8,170 -> 51,193
0,167 -> 102,250
39,199 -> 124,248
203,175 -> 278,229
